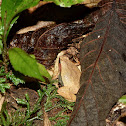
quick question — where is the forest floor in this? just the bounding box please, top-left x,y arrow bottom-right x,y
1,1 -> 126,126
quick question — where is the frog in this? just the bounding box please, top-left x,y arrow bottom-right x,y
53,51 -> 81,102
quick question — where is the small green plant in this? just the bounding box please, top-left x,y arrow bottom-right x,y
0,0 -> 53,93
0,90 -> 44,126
0,65 -> 25,93
1,0 -> 50,85
119,95 -> 126,105
0,84 -> 75,126
0,78 -> 10,93
43,84 -> 75,125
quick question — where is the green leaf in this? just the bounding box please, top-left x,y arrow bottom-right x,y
16,98 -> 28,105
30,54 -> 51,81
119,95 -> 126,104
43,0 -> 85,7
8,47 -> 45,82
0,6 -> 3,54
0,66 -> 5,76
6,16 -> 19,38
0,83 -> 10,93
1,0 -> 40,27
37,62 -> 51,81
6,72 -> 25,86
0,78 -> 6,83
25,93 -> 30,101
0,40 -> 3,54
37,89 -> 44,98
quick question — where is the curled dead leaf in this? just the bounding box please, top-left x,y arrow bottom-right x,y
17,21 -> 55,34
44,110 -> 51,126
0,94 -> 5,112
82,0 -> 101,7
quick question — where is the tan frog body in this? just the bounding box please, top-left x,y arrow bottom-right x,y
53,52 -> 81,102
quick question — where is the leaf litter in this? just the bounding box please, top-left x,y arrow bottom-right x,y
2,0 -> 126,125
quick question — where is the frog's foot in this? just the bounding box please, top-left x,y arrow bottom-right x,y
57,86 -> 76,102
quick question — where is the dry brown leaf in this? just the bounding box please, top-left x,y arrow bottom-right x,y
0,94 -> 5,112
17,21 -> 55,34
116,121 -> 126,126
0,0 -> 1,5
44,110 -> 51,126
82,0 -> 101,7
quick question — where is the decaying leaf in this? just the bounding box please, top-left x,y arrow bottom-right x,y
106,102 -> 126,125
116,121 -> 125,126
17,21 -> 55,34
0,94 -> 5,112
68,0 -> 126,125
53,51 -> 81,102
82,0 -> 101,8
44,110 -> 52,126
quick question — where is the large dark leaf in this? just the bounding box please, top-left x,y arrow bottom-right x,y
68,0 -> 126,126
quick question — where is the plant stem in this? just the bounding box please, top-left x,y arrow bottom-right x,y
2,11 -> 8,73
